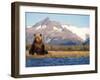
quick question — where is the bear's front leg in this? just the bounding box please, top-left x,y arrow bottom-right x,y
41,44 -> 48,55
29,49 -> 35,55
29,44 -> 35,55
44,50 -> 48,54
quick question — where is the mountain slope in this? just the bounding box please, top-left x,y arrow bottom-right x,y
26,17 -> 89,45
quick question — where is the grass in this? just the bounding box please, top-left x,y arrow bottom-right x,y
26,50 -> 89,59
26,44 -> 89,51
26,44 -> 89,59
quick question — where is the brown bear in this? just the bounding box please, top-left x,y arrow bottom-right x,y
29,33 -> 48,55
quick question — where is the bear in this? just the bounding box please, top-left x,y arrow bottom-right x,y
29,33 -> 48,55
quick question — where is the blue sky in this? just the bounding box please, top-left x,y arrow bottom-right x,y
25,12 -> 90,28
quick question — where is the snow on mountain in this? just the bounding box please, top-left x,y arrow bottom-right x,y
35,25 -> 47,30
53,26 -> 62,32
35,25 -> 41,30
26,17 -> 89,45
62,25 -> 89,41
27,25 -> 32,28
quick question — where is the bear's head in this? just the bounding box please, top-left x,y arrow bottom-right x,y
34,33 -> 43,44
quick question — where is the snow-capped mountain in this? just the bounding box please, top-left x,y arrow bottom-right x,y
62,25 -> 89,41
26,17 -> 89,45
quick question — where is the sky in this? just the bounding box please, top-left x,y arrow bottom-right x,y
25,12 -> 90,28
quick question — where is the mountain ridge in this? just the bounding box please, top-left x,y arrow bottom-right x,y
26,17 -> 89,45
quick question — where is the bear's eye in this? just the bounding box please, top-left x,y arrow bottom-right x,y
40,34 -> 42,36
34,34 -> 36,36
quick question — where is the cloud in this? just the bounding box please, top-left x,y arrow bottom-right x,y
62,25 -> 89,41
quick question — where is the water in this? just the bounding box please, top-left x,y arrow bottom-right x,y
26,57 -> 89,67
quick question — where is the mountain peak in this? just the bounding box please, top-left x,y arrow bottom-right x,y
32,17 -> 50,27
41,17 -> 50,25
27,18 -> 89,45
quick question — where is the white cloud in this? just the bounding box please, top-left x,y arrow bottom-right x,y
62,25 -> 89,41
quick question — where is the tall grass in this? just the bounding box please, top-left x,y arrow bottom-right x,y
26,44 -> 89,51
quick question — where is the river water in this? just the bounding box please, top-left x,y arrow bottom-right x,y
26,57 -> 89,67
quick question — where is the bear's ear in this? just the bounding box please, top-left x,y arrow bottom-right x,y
40,34 -> 42,36
34,34 -> 36,36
